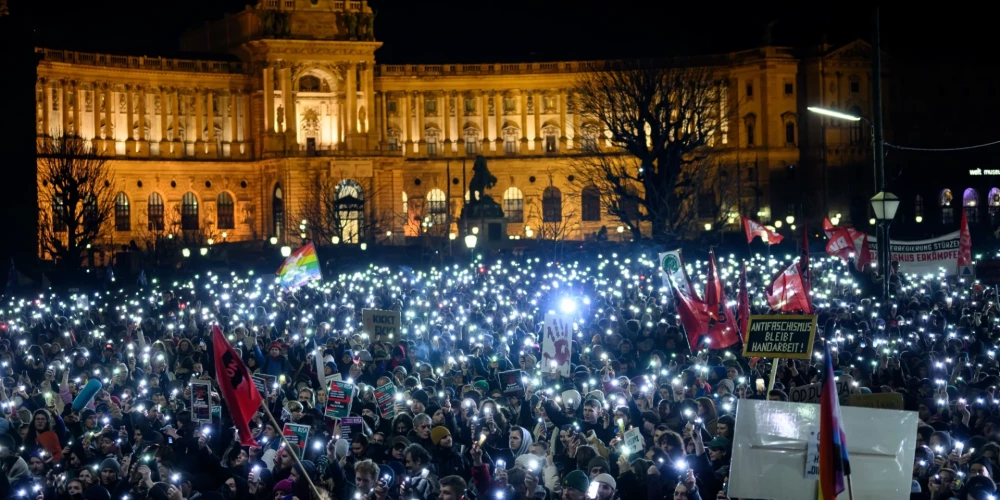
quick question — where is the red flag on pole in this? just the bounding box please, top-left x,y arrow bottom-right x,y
855,234 -> 872,272
801,220 -> 814,314
958,209 -> 972,267
705,251 -> 722,320
825,227 -> 856,263
212,324 -> 262,447
743,217 -> 783,245
766,262 -> 812,313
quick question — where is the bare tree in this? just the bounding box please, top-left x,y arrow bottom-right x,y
526,172 -> 579,258
572,61 -> 731,241
37,137 -> 118,271
296,173 -> 398,246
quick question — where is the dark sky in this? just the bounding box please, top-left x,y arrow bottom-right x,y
20,1 -> 997,64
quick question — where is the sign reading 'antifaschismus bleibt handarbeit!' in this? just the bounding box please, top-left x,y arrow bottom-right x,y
741,315 -> 818,360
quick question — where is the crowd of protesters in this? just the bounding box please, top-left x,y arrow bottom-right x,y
0,248 -> 998,500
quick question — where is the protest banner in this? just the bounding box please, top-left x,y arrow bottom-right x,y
848,392 -> 904,410
542,313 -> 572,377
340,416 -> 364,443
499,370 -> 526,398
374,382 -> 397,419
363,309 -> 402,340
325,379 -> 355,419
251,375 -> 269,397
282,423 -> 310,458
190,381 -> 212,424
741,315 -> 817,360
258,374 -> 277,393
861,231 -> 962,275
787,379 -> 851,404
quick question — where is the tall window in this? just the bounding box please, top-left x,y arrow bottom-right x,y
581,186 -> 601,221
848,106 -> 864,146
964,188 -> 979,225
426,189 -> 447,226
148,192 -> 164,231
464,128 -> 480,155
181,192 -> 199,230
336,180 -> 364,243
388,129 -> 401,151
217,192 -> 235,230
580,124 -> 599,152
115,192 -> 130,231
83,195 -> 98,233
940,188 -> 954,226
503,127 -> 519,155
502,187 -> 524,222
785,122 -> 795,144
52,197 -> 67,232
543,127 -> 558,153
542,186 -> 562,223
425,128 -> 440,156
273,184 -> 284,238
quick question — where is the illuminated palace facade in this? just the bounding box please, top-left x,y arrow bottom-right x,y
34,0 -> 879,248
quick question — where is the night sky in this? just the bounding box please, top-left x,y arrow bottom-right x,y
17,1 -> 996,64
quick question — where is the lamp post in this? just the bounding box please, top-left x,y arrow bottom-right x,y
871,190 -> 899,302
464,233 -> 478,264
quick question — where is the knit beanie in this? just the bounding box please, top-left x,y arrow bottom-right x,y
430,425 -> 451,445
100,457 -> 120,474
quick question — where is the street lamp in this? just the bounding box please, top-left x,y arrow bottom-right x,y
871,190 -> 899,302
280,246 -> 292,257
269,236 -> 278,245
806,107 -> 865,122
181,248 -> 191,258
199,247 -> 208,256
360,243 -> 368,251
331,235 -> 340,245
464,234 -> 478,249
785,215 -> 795,225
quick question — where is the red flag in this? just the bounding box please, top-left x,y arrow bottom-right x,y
737,261 -> 749,341
742,217 -> 783,245
671,263 -> 740,350
212,324 -> 262,447
766,262 -> 812,313
958,209 -> 972,267
825,227 -> 856,263
855,234 -> 872,272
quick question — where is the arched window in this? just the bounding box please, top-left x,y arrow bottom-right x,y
52,197 -> 67,232
273,184 -> 284,238
581,186 -> 601,221
217,192 -> 235,230
964,188 -> 979,225
83,194 -> 98,233
336,180 -> 364,243
502,186 -> 524,222
115,192 -> 130,231
464,128 -> 480,155
426,189 -> 447,226
181,192 -> 199,230
940,188 -> 954,226
148,192 -> 164,231
425,128 -> 440,156
299,75 -> 320,92
542,186 -> 562,223
989,188 -> 1000,225
579,124 -> 599,152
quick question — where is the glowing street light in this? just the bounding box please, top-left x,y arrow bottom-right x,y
785,215 -> 795,224
181,248 -> 191,258
199,247 -> 208,256
280,246 -> 292,257
807,106 -> 864,122
269,236 -> 278,245
464,234 -> 478,249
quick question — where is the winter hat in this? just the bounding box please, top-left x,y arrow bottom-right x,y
561,390 -> 582,409
273,478 -> 294,493
37,430 -> 63,462
268,341 -> 282,352
562,470 -> 590,493
100,457 -> 121,474
83,485 -> 112,500
430,426 -> 451,445
717,379 -> 735,394
584,390 -> 606,405
594,473 -> 617,491
587,456 -> 611,472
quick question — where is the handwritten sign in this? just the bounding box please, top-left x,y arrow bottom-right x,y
363,309 -> 402,340
788,380 -> 851,404
623,427 -> 644,455
542,313 -> 572,377
742,315 -> 817,360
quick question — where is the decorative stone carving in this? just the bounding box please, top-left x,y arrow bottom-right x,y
449,95 -> 455,117
526,95 -> 533,114
85,90 -> 93,113
488,96 -> 495,116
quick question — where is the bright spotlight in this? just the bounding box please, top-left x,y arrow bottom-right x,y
558,297 -> 577,314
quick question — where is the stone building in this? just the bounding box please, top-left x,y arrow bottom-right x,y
34,0 -> 882,252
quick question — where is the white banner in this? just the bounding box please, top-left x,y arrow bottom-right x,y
542,313 -> 572,377
659,250 -> 695,299
861,231 -> 961,276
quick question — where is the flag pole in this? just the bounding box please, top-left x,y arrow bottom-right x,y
847,474 -> 856,500
259,399 -> 322,499
767,357 -> 779,394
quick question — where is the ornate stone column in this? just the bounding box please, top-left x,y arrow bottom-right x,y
532,90 -> 542,150
346,62 -> 358,136
416,91 -> 425,152
480,91 -> 490,153
137,86 -> 146,142
456,91 -> 465,153
171,89 -> 181,143
378,91 -> 388,147
571,92 -> 582,149
159,88 -> 168,142
60,81 -> 69,137
519,90 -> 528,153
494,91 -> 504,151
401,92 -> 411,150
280,67 -> 296,148
194,90 -> 204,147
72,81 -> 81,137
92,84 -> 102,141
125,85 -> 135,145
242,93 -> 252,147
205,89 -> 218,156
263,67 -> 275,133
103,85 -> 113,141
229,92 -> 239,145
41,79 -> 51,137
559,89 -> 568,149
443,92 -> 452,151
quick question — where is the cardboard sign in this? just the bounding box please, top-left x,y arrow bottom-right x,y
282,423 -> 310,458
742,315 -> 817,360
190,381 -> 212,424
499,370 -> 526,398
325,379 -> 355,419
340,416 -> 364,443
542,313 -> 573,377
977,260 -> 1000,285
258,374 -> 278,393
787,379 -> 851,404
252,375 -> 269,397
363,309 -> 401,340
848,392 -> 904,411
623,427 -> 644,454
374,382 -> 397,419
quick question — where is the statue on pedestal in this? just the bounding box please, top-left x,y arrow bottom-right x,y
469,155 -> 497,200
